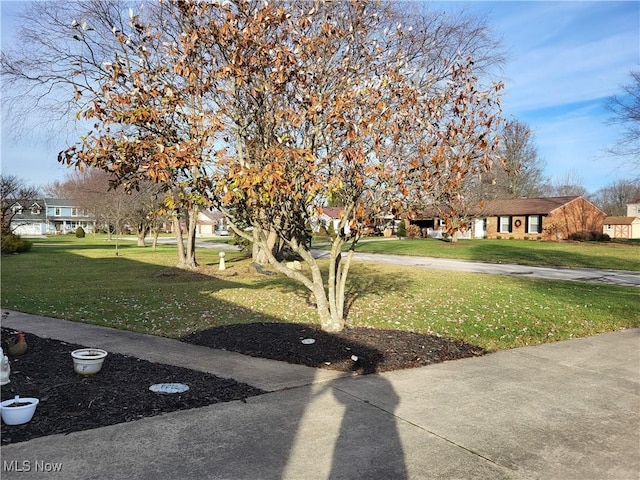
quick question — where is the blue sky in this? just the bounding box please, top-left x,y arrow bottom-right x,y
440,0 -> 639,192
1,0 -> 639,193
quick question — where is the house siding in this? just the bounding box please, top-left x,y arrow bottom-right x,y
484,215 -> 543,239
543,197 -> 606,240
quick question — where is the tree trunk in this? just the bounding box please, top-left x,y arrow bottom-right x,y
252,229 -> 264,264
255,229 -> 347,332
296,246 -> 345,332
172,213 -> 187,268
151,229 -> 159,251
184,206 -> 198,269
252,228 -> 283,265
136,223 -> 146,247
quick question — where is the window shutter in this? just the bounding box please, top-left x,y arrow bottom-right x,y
509,216 -> 513,233
538,215 -> 543,234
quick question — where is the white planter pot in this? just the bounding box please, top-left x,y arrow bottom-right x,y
71,348 -> 108,375
0,396 -> 39,425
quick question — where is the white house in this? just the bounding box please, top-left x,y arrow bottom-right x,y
310,207 -> 351,235
162,209 -> 229,237
10,199 -> 96,236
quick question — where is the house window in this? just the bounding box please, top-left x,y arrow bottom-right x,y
498,216 -> 511,233
54,207 -> 61,216
71,208 -> 78,216
11,205 -> 23,214
527,215 -> 542,234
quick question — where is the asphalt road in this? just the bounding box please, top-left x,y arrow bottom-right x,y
345,251 -> 640,287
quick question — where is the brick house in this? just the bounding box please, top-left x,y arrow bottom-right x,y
410,196 -> 607,240
480,196 -> 606,240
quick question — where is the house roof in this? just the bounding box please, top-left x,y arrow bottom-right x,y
43,199 -> 76,207
320,207 -> 343,219
478,196 -> 583,216
603,216 -> 639,225
414,196 -> 604,219
198,209 -> 223,222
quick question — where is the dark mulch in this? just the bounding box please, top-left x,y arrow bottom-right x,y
0,328 -> 264,445
1,323 -> 485,445
181,322 -> 486,375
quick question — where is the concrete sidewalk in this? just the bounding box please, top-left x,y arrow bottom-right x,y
1,313 -> 638,479
1,311 -> 346,392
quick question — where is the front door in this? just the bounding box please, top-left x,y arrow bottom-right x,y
474,218 -> 486,238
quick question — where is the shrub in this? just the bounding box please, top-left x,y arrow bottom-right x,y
1,234 -> 33,254
396,220 -> 406,237
75,226 -> 86,238
568,231 -> 611,242
324,221 -> 336,238
406,224 -> 421,238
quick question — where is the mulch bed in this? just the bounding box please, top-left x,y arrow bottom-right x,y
181,322 -> 486,375
1,324 -> 485,445
0,328 -> 264,445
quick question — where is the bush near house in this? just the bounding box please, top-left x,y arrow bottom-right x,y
75,227 -> 86,238
406,225 -> 421,238
1,234 -> 33,254
568,231 -> 611,242
396,220 -> 407,237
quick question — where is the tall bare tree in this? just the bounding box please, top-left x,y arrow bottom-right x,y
47,169 -> 165,247
606,70 -> 640,170
472,119 -> 546,200
593,179 -> 640,216
543,171 -> 588,198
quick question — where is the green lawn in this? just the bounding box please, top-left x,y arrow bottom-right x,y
350,237 -> 640,271
1,235 -> 638,351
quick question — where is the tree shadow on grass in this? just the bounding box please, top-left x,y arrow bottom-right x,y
468,241 -> 640,271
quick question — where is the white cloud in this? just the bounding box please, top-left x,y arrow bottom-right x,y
476,0 -> 639,113
468,0 -> 640,192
